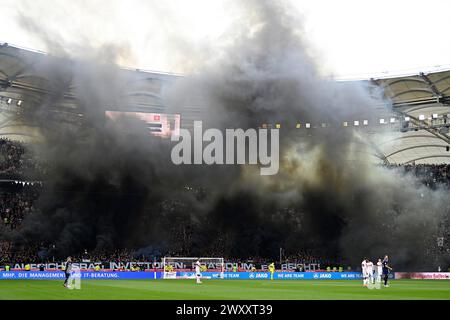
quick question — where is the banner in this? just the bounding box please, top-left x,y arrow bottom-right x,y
395,272 -> 450,280
0,271 -> 378,280
6,261 -> 323,271
0,271 -> 156,280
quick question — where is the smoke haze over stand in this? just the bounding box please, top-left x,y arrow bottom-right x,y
3,0 -> 448,270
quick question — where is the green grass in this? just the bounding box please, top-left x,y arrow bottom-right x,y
0,280 -> 449,300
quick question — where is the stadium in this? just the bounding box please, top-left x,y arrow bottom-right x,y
0,0 -> 449,304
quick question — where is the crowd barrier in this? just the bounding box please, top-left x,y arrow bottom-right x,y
0,271 -> 395,280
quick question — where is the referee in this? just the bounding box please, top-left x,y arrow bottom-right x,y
63,256 -> 73,288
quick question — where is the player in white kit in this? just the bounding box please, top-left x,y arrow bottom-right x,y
366,259 -> 374,284
376,258 -> 383,283
195,260 -> 202,284
361,258 -> 368,286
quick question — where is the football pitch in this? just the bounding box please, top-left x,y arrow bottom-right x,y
0,280 -> 449,300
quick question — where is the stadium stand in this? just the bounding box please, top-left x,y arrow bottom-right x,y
0,44 -> 449,271
0,138 -> 448,269
0,186 -> 39,230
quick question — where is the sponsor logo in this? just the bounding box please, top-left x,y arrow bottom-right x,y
255,273 -> 268,278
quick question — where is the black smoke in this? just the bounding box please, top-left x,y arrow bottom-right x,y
5,0 -> 449,271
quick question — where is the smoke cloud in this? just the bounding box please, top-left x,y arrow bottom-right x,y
5,0 -> 448,270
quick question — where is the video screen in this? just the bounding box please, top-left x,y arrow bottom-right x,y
105,111 -> 180,138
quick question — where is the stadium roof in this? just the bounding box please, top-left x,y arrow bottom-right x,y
371,72 -> 450,164
0,43 -> 449,164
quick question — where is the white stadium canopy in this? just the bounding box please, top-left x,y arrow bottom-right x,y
0,43 -> 449,164
369,71 -> 450,164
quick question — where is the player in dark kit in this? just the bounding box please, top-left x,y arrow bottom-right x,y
63,256 -> 73,288
382,255 -> 393,287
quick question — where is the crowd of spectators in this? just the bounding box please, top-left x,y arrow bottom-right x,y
0,138 -> 45,179
0,246 -> 155,265
0,241 -> 11,264
388,163 -> 450,188
0,139 -> 449,268
0,241 -> 40,264
0,138 -> 26,177
283,249 -> 322,265
0,185 -> 40,230
74,248 -> 136,262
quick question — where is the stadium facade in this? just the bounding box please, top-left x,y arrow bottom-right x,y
0,42 -> 450,164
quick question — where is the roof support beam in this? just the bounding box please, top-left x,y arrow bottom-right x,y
420,72 -> 443,98
404,155 -> 450,164
385,144 -> 449,158
367,139 -> 390,165
393,108 -> 450,144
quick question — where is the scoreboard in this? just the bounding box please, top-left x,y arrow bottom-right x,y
105,111 -> 180,138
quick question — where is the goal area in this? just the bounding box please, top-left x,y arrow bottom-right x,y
162,257 -> 224,279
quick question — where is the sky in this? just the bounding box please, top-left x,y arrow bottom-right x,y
1,0 -> 450,79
